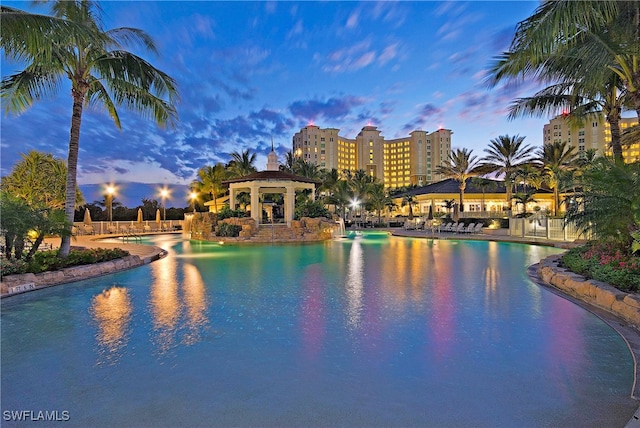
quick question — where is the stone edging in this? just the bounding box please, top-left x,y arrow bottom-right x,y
537,254 -> 640,328
1,254 -> 152,298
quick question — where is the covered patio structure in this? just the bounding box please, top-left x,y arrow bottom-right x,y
223,171 -> 320,227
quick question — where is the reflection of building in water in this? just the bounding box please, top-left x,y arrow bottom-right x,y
90,286 -> 132,364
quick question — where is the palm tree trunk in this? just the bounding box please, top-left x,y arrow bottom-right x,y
554,187 -> 559,217
60,90 -> 85,257
606,108 -> 624,162
459,187 -> 465,212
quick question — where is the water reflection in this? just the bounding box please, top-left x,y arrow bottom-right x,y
148,239 -> 209,354
300,264 -> 326,359
345,239 -> 364,329
90,286 -> 132,365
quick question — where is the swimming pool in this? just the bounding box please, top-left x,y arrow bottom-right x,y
1,234 -> 637,427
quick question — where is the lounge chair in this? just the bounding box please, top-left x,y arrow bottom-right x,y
462,223 -> 475,234
441,222 -> 454,232
83,224 -> 95,235
404,220 -> 416,230
120,225 -> 130,233
454,223 -> 466,233
107,225 -> 118,234
473,223 -> 484,234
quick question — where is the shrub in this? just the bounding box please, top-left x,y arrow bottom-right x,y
216,223 -> 242,237
561,240 -> 640,291
217,206 -> 247,221
0,258 -> 29,276
294,199 -> 330,219
7,248 -> 131,275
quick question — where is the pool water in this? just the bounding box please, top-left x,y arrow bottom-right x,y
1,234 -> 637,427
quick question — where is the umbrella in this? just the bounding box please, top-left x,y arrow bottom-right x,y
156,209 -> 161,224
83,208 -> 92,225
137,208 -> 143,224
427,202 -> 434,220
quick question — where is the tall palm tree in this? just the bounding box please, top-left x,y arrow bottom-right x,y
324,179 -> 353,220
537,141 -> 579,216
435,148 -> 483,212
228,149 -> 257,177
481,135 -> 535,212
1,2 -> 178,256
488,0 -> 639,161
292,159 -> 322,180
279,150 -> 296,173
194,163 -> 227,214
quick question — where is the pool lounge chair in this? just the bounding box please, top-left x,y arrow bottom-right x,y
461,223 -> 475,234
454,223 -> 466,233
473,223 -> 484,234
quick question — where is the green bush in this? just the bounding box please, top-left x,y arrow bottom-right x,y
216,223 -> 242,237
294,199 -> 329,219
2,248 -> 131,275
217,206 -> 247,221
561,240 -> 640,291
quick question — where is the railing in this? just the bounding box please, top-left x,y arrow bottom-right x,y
72,220 -> 184,235
509,217 -> 588,242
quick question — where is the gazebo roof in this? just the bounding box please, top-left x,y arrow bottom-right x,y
222,170 -> 321,186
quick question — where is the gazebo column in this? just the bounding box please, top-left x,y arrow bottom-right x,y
250,184 -> 261,226
229,187 -> 236,210
285,185 -> 295,226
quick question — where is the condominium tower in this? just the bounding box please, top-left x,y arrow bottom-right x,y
543,113 -> 639,162
292,125 -> 453,189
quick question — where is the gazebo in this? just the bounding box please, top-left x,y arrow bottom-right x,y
222,148 -> 320,227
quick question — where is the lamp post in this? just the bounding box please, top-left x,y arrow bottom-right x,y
351,198 -> 360,229
161,189 -> 168,222
190,191 -> 197,213
106,185 -> 115,224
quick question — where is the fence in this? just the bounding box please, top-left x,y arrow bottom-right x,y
509,217 -> 587,242
73,220 -> 184,235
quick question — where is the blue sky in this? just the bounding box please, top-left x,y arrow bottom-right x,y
1,1 -> 547,207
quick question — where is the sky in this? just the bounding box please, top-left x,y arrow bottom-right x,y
0,1 -> 549,208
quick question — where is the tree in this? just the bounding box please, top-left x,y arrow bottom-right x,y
435,148 -> 483,211
481,135 -> 535,211
324,179 -> 353,220
513,191 -> 537,218
537,141 -> 579,216
471,177 -> 498,212
1,150 -> 83,209
366,183 -> 394,225
488,1 -> 640,161
194,163 -> 227,213
228,149 -> 257,177
1,2 -> 178,257
401,194 -> 417,220
566,157 -> 640,246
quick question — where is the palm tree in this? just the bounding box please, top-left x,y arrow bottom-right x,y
366,183 -> 394,225
537,141 -> 579,216
292,159 -> 322,180
401,194 -> 417,220
471,177 -> 498,213
324,179 -> 353,220
1,2 -> 178,257
513,191 -> 537,217
566,157 -> 640,245
435,148 -> 483,212
194,163 -> 227,214
488,1 -> 639,161
279,151 -> 296,173
481,135 -> 535,212
228,149 -> 257,177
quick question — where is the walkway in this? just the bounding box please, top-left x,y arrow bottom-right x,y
43,233 -> 171,263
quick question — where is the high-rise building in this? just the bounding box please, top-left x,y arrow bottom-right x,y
292,125 -> 452,188
543,114 -> 639,162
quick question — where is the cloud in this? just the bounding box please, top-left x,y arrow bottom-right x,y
401,103 -> 444,134
289,96 -> 366,122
